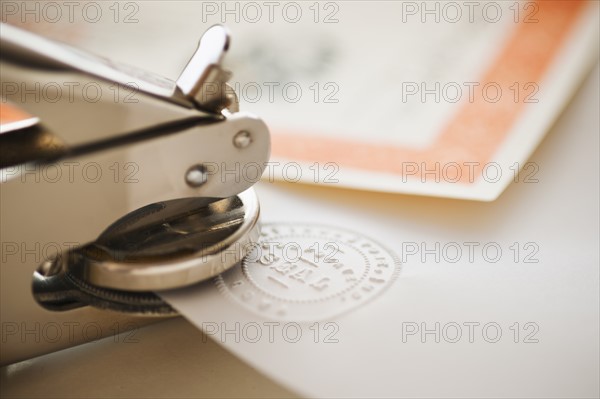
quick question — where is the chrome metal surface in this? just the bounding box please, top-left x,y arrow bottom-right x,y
0,23 -> 270,327
32,188 -> 260,313
71,188 -> 260,291
233,131 -> 252,148
0,22 -> 269,197
177,25 -> 235,113
185,165 -> 209,187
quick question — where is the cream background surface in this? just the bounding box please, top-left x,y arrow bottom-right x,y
2,63 -> 598,399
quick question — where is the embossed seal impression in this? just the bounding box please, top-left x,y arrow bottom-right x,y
216,223 -> 400,321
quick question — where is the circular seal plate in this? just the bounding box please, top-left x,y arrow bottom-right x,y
217,223 -> 400,321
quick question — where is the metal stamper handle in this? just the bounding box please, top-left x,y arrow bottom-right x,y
0,25 -> 269,315
33,188 -> 261,315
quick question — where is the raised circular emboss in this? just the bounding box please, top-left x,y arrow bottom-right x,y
216,223 -> 400,321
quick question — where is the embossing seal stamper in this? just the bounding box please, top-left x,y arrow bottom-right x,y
216,223 -> 401,321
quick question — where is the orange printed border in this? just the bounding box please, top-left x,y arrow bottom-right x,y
271,0 -> 588,184
0,103 -> 34,125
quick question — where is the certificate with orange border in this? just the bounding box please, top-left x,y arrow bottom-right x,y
269,0 -> 599,201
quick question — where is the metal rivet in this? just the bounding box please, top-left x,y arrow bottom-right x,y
185,165 -> 208,187
233,130 -> 252,148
